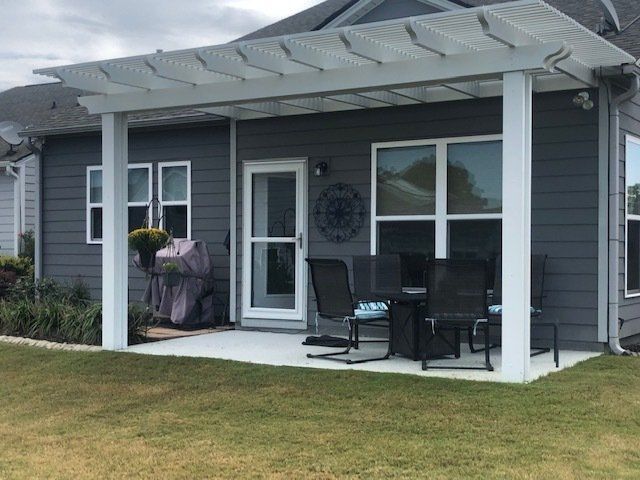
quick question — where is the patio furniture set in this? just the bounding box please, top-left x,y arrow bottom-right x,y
306,254 -> 559,371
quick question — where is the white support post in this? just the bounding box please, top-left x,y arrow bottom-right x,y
229,119 -> 237,324
102,113 -> 129,350
501,71 -> 532,383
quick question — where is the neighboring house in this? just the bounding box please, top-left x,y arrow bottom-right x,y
9,0 -> 640,382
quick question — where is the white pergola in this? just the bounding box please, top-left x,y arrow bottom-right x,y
36,0 -> 634,382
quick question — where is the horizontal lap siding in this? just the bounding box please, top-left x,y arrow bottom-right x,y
618,94 -> 640,339
236,92 -> 601,349
42,125 -> 231,311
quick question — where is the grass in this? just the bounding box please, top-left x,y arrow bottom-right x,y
0,345 -> 639,479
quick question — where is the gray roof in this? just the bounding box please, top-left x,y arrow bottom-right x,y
0,82 -> 217,138
3,0 -> 639,138
0,82 -> 81,159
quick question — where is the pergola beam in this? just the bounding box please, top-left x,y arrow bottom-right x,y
238,101 -> 318,116
80,42 -> 568,114
197,49 -> 253,80
356,90 -> 419,105
236,43 -> 313,76
477,7 -> 532,48
339,29 -> 412,63
55,68 -> 140,95
99,62 -> 187,90
197,106 -> 273,120
280,37 -> 351,71
442,81 -> 481,98
145,56 -> 221,85
404,18 -> 472,55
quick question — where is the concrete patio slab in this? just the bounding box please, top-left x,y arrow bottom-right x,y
124,330 -> 601,382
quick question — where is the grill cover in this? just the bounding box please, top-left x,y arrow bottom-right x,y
136,239 -> 215,325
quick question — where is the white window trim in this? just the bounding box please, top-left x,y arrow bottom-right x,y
158,161 -> 192,240
86,163 -> 153,245
371,134 -> 503,257
625,134 -> 640,298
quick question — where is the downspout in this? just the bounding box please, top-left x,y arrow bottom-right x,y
4,164 -> 21,256
26,138 -> 43,280
607,73 -> 639,355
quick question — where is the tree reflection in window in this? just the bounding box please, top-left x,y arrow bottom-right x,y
377,145 -> 436,216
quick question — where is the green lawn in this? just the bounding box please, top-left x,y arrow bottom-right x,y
0,344 -> 639,479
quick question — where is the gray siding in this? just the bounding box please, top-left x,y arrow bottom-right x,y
0,175 -> 14,255
354,0 -> 441,24
236,91 -> 602,350
42,124 -> 231,314
618,93 -> 640,339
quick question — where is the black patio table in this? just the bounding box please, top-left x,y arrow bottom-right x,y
374,290 -> 460,361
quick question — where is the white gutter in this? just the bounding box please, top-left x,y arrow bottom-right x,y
2,163 -> 22,256
26,139 -> 43,280
607,71 -> 639,356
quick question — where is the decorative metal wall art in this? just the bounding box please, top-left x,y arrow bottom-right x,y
313,183 -> 365,243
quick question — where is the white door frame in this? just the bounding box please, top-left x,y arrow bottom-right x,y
242,158 -> 308,329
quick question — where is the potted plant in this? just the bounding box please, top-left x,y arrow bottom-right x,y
162,262 -> 181,287
128,228 -> 169,269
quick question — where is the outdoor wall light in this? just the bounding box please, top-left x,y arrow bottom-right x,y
573,91 -> 594,111
314,161 -> 328,177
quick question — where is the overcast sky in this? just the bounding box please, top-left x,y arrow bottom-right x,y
0,0 -> 323,92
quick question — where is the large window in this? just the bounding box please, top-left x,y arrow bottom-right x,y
86,164 -> 152,244
372,136 -> 502,274
159,161 -> 191,240
626,136 -> 640,296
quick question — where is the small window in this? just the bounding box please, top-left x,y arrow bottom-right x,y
159,162 -> 191,239
376,144 -> 436,216
626,136 -> 640,295
447,141 -> 502,214
86,164 -> 152,244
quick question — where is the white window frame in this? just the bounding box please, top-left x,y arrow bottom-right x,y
86,163 -> 153,245
625,134 -> 640,298
158,161 -> 192,240
371,134 -> 503,257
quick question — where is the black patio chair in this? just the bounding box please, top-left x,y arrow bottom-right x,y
423,259 -> 493,371
468,254 -> 559,368
305,258 -> 392,364
398,252 -> 428,288
352,254 -> 402,349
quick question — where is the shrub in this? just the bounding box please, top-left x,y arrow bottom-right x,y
0,255 -> 33,277
18,230 -> 35,262
0,278 -> 151,345
0,255 -> 33,298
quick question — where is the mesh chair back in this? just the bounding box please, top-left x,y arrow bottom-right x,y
492,255 -> 547,310
306,258 -> 354,318
425,259 -> 488,320
353,255 -> 402,302
399,253 -> 428,288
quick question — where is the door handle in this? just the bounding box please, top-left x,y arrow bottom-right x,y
297,232 -> 303,250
